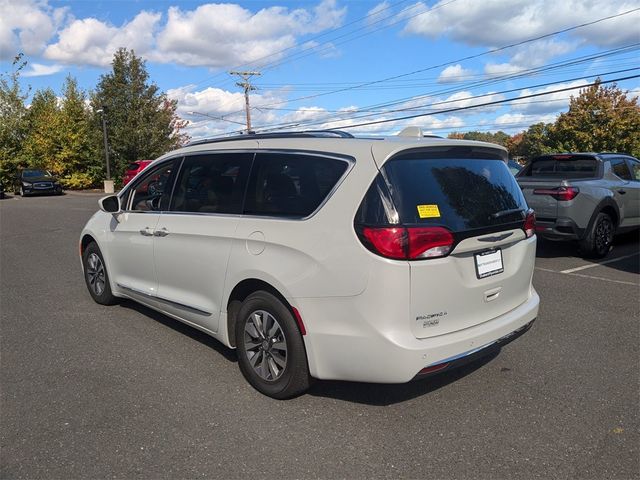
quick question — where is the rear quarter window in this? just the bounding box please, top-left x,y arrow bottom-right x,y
243,152 -> 350,218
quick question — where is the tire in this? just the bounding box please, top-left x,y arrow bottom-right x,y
579,212 -> 614,258
235,291 -> 311,399
82,242 -> 118,305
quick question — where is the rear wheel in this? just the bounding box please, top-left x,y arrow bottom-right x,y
579,212 -> 614,258
235,291 -> 310,399
82,242 -> 118,305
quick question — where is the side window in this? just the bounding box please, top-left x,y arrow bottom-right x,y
126,160 -> 177,212
610,158 -> 632,181
170,153 -> 253,214
244,152 -> 349,218
627,159 -> 640,182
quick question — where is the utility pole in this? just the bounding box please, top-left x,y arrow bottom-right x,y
229,71 -> 261,134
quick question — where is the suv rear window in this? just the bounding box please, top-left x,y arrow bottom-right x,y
358,149 -> 527,232
523,155 -> 598,177
127,162 -> 141,170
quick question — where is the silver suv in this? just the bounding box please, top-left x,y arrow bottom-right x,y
81,128 -> 539,399
517,153 -> 640,257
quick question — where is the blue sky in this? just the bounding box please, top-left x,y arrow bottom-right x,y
1,0 -> 639,140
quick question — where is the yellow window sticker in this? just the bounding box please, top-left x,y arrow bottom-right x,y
417,204 -> 441,218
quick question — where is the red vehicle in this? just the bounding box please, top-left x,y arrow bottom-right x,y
123,160 -> 153,186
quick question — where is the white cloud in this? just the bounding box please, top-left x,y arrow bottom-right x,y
0,0 -> 68,59
493,112 -> 558,131
438,64 -> 475,83
484,63 -> 526,77
511,79 -> 590,114
154,0 -> 346,68
403,0 -> 640,48
44,11 -> 161,67
23,62 -> 64,77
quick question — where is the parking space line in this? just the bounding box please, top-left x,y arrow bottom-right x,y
560,253 -> 640,274
535,266 -> 639,286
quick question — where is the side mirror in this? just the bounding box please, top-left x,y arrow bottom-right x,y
99,195 -> 121,213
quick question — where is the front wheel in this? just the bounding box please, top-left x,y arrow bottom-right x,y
235,291 -> 311,399
579,212 -> 614,258
82,242 -> 118,305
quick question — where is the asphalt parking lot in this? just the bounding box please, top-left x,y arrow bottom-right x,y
1,193 -> 638,479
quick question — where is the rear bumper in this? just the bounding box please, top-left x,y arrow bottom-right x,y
299,289 -> 540,383
535,217 -> 584,240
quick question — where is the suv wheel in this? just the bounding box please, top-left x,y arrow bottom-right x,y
82,242 -> 118,305
235,291 -> 311,399
579,212 -> 614,258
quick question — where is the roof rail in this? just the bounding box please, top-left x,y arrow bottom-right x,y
187,129 -> 354,146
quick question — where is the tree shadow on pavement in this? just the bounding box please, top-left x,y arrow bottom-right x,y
307,351 -> 499,406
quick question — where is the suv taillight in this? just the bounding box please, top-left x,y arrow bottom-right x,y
533,186 -> 579,201
523,209 -> 536,238
361,226 -> 454,260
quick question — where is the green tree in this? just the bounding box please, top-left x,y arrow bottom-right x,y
90,48 -> 189,183
0,54 -> 29,185
58,76 -> 101,187
518,122 -> 555,160
21,87 -> 61,173
549,79 -> 640,156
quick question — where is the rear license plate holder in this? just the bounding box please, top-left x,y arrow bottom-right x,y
474,248 -> 504,279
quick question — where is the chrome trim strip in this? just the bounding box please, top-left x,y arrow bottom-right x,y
116,283 -> 212,316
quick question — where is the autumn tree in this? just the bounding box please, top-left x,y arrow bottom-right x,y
0,54 -> 29,185
90,48 -> 189,183
549,79 -> 640,157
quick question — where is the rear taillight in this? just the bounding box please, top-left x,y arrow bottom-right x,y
533,186 -> 579,201
361,226 -> 454,260
523,209 -> 536,238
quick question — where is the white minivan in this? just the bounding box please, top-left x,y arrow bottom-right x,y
80,128 -> 539,399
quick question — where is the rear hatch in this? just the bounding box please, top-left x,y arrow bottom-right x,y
356,146 -> 535,339
517,154 -> 598,220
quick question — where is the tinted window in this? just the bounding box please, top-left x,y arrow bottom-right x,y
127,163 -> 141,170
610,158 -> 632,180
629,159 -> 640,181
170,153 -> 252,214
378,152 -> 528,231
127,160 -> 177,212
244,153 -> 349,217
524,155 -> 598,177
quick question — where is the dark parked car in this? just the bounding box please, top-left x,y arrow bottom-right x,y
508,159 -> 522,175
14,169 -> 63,196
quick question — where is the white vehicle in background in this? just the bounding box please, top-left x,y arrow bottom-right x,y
80,128 -> 539,399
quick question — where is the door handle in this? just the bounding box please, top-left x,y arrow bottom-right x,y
153,228 -> 169,237
139,227 -> 154,236
618,189 -> 626,195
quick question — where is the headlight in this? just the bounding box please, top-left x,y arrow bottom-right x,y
22,181 -> 32,187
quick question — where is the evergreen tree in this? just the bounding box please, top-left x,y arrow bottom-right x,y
90,48 -> 189,183
22,87 -> 61,173
58,76 -> 100,187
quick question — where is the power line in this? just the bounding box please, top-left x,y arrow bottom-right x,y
228,8 -> 640,115
322,74 -> 640,131
248,47 -> 639,132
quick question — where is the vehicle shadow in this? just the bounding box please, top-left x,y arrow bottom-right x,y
308,351 -> 499,406
535,230 -> 639,269
117,299 -> 238,363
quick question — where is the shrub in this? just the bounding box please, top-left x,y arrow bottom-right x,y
60,172 -> 97,190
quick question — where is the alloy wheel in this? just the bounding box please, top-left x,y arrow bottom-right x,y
243,310 -> 288,381
595,217 -> 613,254
86,253 -> 106,296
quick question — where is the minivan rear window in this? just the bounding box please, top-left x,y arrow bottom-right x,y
376,151 -> 527,232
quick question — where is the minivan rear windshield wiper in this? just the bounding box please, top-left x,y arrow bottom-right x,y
490,208 -> 524,219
